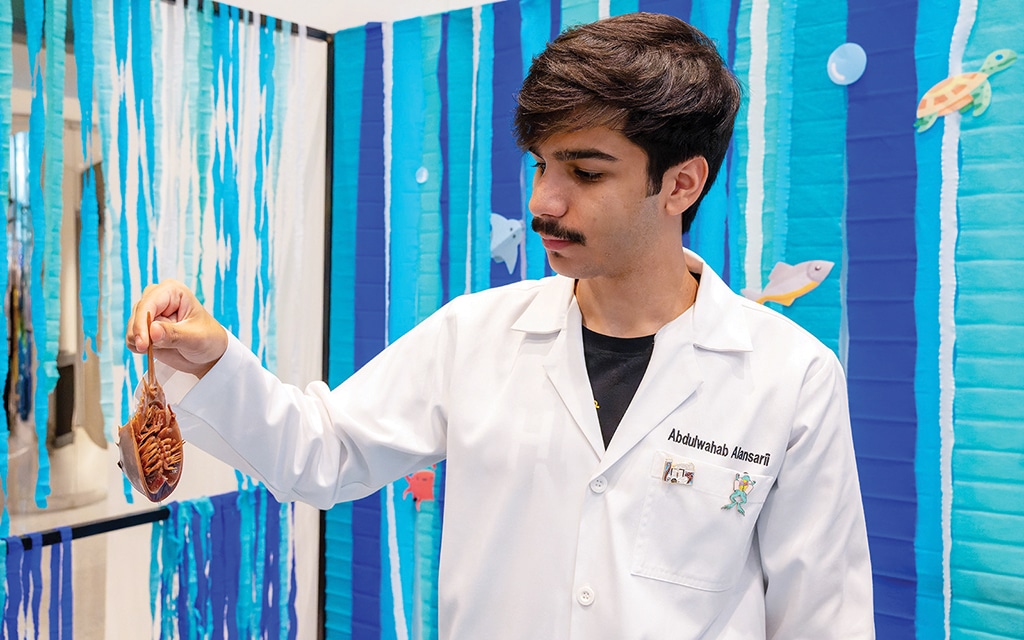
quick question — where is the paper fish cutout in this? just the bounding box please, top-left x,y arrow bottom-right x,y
741,260 -> 834,306
402,468 -> 435,511
490,213 -> 525,274
915,48 -> 1017,133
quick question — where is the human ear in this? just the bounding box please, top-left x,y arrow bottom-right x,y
662,156 -> 709,217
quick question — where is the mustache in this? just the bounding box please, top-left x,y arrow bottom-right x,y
531,217 -> 587,246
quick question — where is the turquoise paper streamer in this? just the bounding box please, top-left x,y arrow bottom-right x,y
251,484 -> 267,635
235,478 -> 256,635
913,2 -> 956,635
328,26 -> 364,386
181,3 -> 199,290
391,18 -> 427,343
519,0 -> 550,279
728,0 -> 752,293
194,1 -> 214,304
25,0 -> 53,508
471,5 -> 494,293
278,502 -> 291,639
0,0 -> 12,536
252,16 -> 275,363
131,0 -> 155,288
951,1 -> 1024,635
687,0 -> 732,276
72,0 -> 100,357
610,0 -> 640,15
161,504 -> 182,638
780,0 -> 846,354
417,16 -> 444,325
444,10 -> 474,298
561,0 -> 598,29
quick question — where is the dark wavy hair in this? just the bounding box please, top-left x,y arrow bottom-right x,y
514,13 -> 741,233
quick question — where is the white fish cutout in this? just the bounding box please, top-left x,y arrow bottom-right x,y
741,260 -> 834,306
490,213 -> 525,275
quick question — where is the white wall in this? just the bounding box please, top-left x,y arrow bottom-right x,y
227,0 -> 503,32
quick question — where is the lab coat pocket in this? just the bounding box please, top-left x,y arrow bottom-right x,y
630,453 -> 773,591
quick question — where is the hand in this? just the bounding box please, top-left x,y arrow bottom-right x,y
126,279 -> 228,378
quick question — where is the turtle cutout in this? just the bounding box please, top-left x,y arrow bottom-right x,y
915,48 -> 1017,133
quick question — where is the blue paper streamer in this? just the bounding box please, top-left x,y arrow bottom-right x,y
0,539 -> 6,629
47,527 -> 72,639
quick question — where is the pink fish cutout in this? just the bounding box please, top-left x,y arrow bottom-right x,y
403,468 -> 436,511
741,260 -> 834,306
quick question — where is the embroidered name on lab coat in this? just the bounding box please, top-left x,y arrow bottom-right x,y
667,428 -> 771,467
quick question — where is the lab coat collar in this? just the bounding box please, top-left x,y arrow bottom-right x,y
510,250 -> 753,354
510,250 -> 753,462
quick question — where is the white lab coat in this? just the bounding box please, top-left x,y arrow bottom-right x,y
166,250 -> 874,639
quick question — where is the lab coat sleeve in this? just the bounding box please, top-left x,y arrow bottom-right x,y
171,304 -> 452,510
756,352 -> 875,639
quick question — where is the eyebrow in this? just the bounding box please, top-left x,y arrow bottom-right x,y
530,147 -> 620,163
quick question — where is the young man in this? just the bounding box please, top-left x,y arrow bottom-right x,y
128,13 -> 873,638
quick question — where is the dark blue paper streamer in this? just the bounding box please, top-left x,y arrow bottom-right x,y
261,497 -> 281,639
846,1 -> 919,636
490,0 -> 523,289
439,14 -> 451,304
639,0 -> 692,20
5,536 -> 23,638
352,26 -> 387,637
27,532 -> 42,637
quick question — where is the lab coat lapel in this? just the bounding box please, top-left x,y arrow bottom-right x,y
600,313 -> 702,469
512,277 -> 605,459
600,252 -> 754,470
543,307 -> 606,458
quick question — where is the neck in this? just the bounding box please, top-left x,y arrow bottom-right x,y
575,249 -> 698,338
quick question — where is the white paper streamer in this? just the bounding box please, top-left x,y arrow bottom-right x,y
744,0 -> 769,293
939,2 -> 976,637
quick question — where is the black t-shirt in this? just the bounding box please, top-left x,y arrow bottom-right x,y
582,326 -> 655,449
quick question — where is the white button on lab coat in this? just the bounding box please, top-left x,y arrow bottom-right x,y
168,250 -> 874,639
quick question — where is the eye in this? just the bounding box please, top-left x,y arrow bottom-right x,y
575,169 -> 602,182
532,161 -> 546,175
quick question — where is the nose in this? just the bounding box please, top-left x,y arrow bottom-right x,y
528,171 -> 568,219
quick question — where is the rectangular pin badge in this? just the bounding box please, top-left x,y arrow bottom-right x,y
651,452 -> 694,485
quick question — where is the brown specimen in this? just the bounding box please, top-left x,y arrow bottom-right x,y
117,313 -> 184,502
